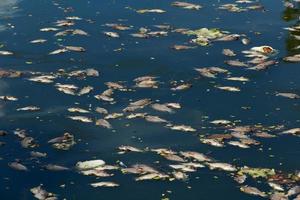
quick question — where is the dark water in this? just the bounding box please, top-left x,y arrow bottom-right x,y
0,0 -> 299,199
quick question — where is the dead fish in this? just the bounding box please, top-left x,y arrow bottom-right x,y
28,75 -> 56,83
17,106 -> 40,111
254,132 -> 276,138
126,113 -> 147,119
90,182 -> 119,187
251,46 -> 276,55
210,120 -> 232,125
8,162 -> 28,171
171,83 -> 192,91
195,68 -> 216,78
40,27 -> 59,32
222,49 -> 236,57
172,171 -> 189,180
30,39 -> 47,44
172,45 -> 196,50
30,185 -> 57,200
206,162 -> 237,172
78,86 -> 93,96
166,103 -> 181,109
180,151 -> 212,162
30,151 -> 47,158
81,169 -> 113,177
105,24 -> 131,31
122,164 -> 159,174
215,34 -> 240,41
287,186 -> 300,197
95,107 -> 108,114
151,103 -> 174,113
0,50 -> 13,55
227,141 -> 250,148
225,60 -> 248,67
234,174 -> 247,184
200,138 -> 224,147
95,94 -> 114,102
95,119 -> 112,129
283,54 -> 300,62
135,173 -> 169,181
168,125 -> 196,132
44,164 -> 69,171
241,38 -> 250,45
130,33 -> 149,38
145,115 -> 168,123
68,107 -> 90,113
171,1 -> 202,10
240,186 -> 267,197
49,48 -> 68,55
22,136 -> 38,149
0,96 -> 18,101
249,60 -> 277,70
276,93 -> 300,99
270,192 -> 288,200
105,113 -> 123,119
226,76 -> 249,82
268,182 -> 285,192
123,105 -> 143,112
118,145 -> 143,153
104,31 -> 120,38
216,86 -> 241,92
68,116 -> 93,123
64,46 -> 86,52
136,9 -> 166,14
130,98 -> 152,107
160,153 -> 185,162
136,80 -> 158,88
105,82 -> 125,90
282,128 -> 300,135
76,160 -> 106,171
